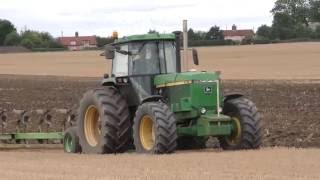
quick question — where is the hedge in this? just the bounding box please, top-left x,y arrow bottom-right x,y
189,40 -> 235,47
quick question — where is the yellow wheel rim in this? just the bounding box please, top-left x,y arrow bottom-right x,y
226,117 -> 242,145
139,115 -> 155,150
84,105 -> 101,147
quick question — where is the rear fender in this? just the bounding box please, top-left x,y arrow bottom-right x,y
141,95 -> 163,104
223,93 -> 243,103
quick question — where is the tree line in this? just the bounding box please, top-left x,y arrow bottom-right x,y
0,19 -> 65,50
99,28 -> 230,47
148,27 -> 234,47
256,0 -> 320,41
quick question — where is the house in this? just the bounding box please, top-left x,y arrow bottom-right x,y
58,32 -> 97,50
223,25 -> 255,42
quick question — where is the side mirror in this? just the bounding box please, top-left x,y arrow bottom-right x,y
105,46 -> 115,59
192,48 -> 199,65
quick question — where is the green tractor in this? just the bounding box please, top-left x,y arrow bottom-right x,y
64,32 -> 262,154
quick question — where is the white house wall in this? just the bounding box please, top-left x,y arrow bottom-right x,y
224,36 -> 245,42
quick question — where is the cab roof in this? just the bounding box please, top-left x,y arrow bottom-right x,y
113,33 -> 175,44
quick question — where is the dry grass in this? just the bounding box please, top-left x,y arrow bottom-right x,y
0,50 -> 109,77
189,42 -> 320,79
0,42 -> 320,79
0,147 -> 319,180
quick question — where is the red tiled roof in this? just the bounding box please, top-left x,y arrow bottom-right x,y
58,36 -> 97,46
223,30 -> 254,37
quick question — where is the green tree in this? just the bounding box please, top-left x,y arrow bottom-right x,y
148,29 -> 159,34
309,0 -> 320,22
272,0 -> 309,26
256,25 -> 273,39
48,40 -> 65,48
21,30 -> 42,47
294,23 -> 313,37
205,26 -> 224,40
272,12 -> 297,39
39,32 -> 52,42
20,38 -> 34,49
39,32 -> 53,48
96,36 -> 114,47
4,31 -> 20,45
39,32 -> 64,48
20,30 -> 64,49
188,28 -> 196,40
192,31 -> 206,40
0,19 -> 16,45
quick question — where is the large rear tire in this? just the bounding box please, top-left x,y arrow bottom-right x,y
133,102 -> 177,154
77,87 -> 131,154
218,97 -> 262,150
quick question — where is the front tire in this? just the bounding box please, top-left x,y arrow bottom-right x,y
133,102 -> 177,154
218,97 -> 262,150
77,87 -> 131,154
64,126 -> 81,153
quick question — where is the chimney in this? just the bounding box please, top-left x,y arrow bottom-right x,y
75,31 -> 79,37
232,24 -> 237,31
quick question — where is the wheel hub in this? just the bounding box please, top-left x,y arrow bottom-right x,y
139,115 -> 155,150
226,116 -> 242,145
84,105 -> 101,147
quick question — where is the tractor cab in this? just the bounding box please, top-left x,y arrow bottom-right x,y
105,33 -> 199,78
104,33 -> 180,77
102,33 -> 185,106
112,39 -> 177,76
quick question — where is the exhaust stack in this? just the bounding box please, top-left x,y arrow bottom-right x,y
183,20 -> 188,71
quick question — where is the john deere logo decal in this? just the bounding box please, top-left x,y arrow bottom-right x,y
204,87 -> 212,94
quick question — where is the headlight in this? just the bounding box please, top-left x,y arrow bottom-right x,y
116,77 -> 129,84
200,107 -> 207,114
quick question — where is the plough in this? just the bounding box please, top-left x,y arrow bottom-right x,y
0,108 -> 76,145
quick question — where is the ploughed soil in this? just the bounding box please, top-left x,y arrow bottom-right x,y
1,74 -> 319,148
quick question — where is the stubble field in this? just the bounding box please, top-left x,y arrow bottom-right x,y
0,42 -> 319,79
0,42 -> 320,179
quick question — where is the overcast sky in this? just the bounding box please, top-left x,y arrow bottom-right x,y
0,0 -> 276,37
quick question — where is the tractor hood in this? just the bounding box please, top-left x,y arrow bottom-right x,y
154,71 -> 221,88
154,71 -> 224,123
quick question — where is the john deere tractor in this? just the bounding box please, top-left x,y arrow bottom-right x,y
64,32 -> 262,154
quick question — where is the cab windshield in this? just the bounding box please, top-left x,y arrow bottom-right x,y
111,41 -> 176,76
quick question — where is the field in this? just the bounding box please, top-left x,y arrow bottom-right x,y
1,148 -> 320,180
1,42 -> 320,179
0,42 -> 320,79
